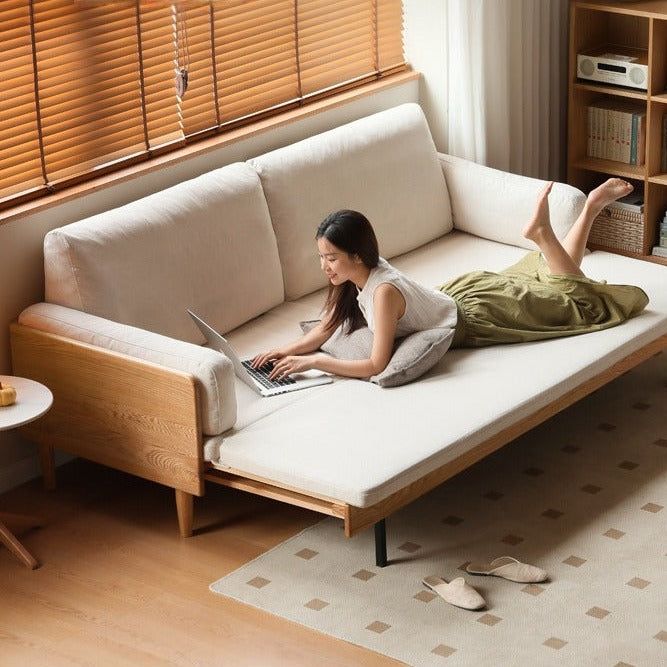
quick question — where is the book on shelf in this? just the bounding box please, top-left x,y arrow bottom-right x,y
586,99 -> 645,166
651,246 -> 667,258
657,217 -> 667,248
604,191 -> 644,214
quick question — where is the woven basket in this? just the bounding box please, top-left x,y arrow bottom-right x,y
589,213 -> 644,253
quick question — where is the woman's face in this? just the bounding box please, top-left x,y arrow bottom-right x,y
317,237 -> 361,286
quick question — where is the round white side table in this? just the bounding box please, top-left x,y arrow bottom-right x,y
0,376 -> 53,569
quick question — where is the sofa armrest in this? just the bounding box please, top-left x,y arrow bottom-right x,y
11,321 -> 204,496
18,303 -> 236,435
437,152 -> 586,250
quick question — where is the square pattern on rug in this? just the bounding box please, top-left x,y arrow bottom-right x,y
211,353 -> 667,666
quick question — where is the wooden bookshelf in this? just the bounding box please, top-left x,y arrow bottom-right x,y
568,0 -> 667,265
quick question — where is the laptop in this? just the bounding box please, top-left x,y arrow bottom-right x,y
187,309 -> 333,397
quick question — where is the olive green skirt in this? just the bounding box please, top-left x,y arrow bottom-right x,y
439,252 -> 649,348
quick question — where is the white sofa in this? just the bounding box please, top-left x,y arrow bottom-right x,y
12,104 -> 667,565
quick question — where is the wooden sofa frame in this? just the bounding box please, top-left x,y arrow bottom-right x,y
10,322 -> 667,567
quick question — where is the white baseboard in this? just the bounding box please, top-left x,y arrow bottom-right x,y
0,451 -> 74,495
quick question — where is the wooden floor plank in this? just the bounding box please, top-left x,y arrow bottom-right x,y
0,459 -> 400,667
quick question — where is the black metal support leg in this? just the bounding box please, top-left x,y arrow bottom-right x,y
374,519 -> 388,567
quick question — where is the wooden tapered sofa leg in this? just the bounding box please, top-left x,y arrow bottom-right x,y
175,489 -> 194,537
39,442 -> 56,491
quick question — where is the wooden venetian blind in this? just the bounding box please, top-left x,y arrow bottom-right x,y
1,0 -> 405,210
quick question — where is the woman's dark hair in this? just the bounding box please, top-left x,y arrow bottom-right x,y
316,209 -> 379,335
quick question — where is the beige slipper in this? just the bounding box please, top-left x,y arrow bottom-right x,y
466,556 -> 548,583
422,575 -> 486,610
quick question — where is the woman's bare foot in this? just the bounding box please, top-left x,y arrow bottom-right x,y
587,178 -> 634,210
522,181 -> 555,242
521,181 -> 584,276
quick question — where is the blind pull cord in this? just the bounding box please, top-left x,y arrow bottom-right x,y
175,2 -> 190,98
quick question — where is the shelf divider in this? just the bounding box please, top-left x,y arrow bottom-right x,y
572,157 -> 646,180
574,81 -> 648,100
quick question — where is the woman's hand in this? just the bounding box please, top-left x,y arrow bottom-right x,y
251,349 -> 286,369
268,354 -> 319,380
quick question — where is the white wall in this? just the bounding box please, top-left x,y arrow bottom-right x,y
403,0 -> 448,151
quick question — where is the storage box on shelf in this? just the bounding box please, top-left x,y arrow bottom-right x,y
589,191 -> 646,253
568,0 -> 667,265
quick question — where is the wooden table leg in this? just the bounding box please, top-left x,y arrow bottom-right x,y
0,520 -> 39,569
39,441 -> 56,491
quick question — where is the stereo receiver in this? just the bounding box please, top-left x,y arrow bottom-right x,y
577,45 -> 648,90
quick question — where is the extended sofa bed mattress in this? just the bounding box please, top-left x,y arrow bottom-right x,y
206,233 -> 667,508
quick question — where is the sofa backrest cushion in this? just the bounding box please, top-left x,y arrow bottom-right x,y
248,103 -> 453,300
44,163 -> 284,343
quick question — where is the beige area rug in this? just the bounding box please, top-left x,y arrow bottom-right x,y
211,353 -> 667,666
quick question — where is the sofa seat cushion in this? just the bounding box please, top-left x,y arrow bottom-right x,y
205,232 -> 667,507
203,292 -> 339,444
44,162 -> 284,344
249,103 -> 453,300
200,234 -> 515,438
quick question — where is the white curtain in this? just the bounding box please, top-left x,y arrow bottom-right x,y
445,0 -> 569,180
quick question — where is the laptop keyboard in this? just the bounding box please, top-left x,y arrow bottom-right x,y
242,360 -> 297,389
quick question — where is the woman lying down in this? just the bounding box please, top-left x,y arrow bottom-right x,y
252,178 -> 649,382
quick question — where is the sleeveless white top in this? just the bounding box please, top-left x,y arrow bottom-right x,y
356,257 -> 457,337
